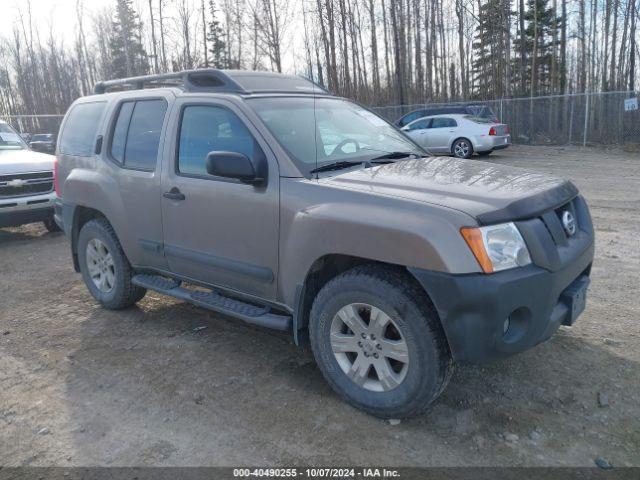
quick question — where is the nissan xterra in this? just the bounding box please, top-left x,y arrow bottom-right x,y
54,70 -> 594,418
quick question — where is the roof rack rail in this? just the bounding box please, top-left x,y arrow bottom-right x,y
93,69 -> 246,95
93,69 -> 331,96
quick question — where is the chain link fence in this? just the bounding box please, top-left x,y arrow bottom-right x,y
371,91 -> 640,147
2,91 -> 639,148
0,115 -> 65,144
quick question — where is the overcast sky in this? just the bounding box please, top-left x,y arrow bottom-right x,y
2,0 -> 304,75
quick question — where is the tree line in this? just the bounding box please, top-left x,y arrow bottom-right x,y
0,0 -> 638,125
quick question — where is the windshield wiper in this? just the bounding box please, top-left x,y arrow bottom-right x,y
309,160 -> 364,174
368,151 -> 417,162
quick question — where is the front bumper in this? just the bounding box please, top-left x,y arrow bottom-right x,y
0,192 -> 55,228
409,192 -> 594,364
410,240 -> 593,363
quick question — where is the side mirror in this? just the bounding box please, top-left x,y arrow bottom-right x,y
205,151 -> 264,185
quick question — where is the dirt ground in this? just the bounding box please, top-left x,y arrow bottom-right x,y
1,145 -> 638,467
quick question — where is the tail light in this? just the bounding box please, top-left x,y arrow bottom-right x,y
489,126 -> 497,136
505,125 -> 510,134
53,159 -> 61,196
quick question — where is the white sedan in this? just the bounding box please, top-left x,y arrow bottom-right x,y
401,114 -> 511,159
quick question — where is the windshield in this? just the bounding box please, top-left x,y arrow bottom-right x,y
0,123 -> 27,150
248,97 -> 424,175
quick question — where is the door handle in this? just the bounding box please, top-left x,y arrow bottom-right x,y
163,187 -> 185,201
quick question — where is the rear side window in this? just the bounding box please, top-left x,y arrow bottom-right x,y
110,99 -> 167,170
59,102 -> 106,156
431,117 -> 457,128
177,105 -> 259,177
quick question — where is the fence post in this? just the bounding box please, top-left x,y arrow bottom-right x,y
568,99 -> 574,145
582,93 -> 590,147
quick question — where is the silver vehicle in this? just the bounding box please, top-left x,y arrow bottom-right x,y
56,69 -> 593,418
0,120 -> 59,231
401,114 -> 511,158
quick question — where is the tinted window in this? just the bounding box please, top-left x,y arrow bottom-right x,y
59,102 -> 106,156
110,99 -> 167,170
178,105 -> 257,177
431,117 -> 457,128
408,119 -> 430,130
110,101 -> 135,164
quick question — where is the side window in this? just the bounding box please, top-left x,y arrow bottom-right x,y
431,117 -> 457,128
408,119 -> 430,131
59,102 -> 106,156
110,99 -> 167,170
178,105 -> 258,177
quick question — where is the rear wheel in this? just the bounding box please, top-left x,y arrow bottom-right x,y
451,138 -> 473,159
77,218 -> 146,309
309,265 -> 453,418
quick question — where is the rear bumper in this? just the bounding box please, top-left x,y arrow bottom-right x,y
409,239 -> 594,363
475,134 -> 511,152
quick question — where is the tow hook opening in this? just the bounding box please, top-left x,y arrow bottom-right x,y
502,307 -> 531,343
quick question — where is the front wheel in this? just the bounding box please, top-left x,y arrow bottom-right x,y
452,138 -> 473,159
43,216 -> 61,232
309,265 -> 453,418
77,218 -> 146,309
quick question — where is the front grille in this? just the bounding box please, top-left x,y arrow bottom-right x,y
539,199 -> 579,247
0,171 -> 54,198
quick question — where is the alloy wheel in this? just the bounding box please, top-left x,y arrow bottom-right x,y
330,303 -> 409,392
454,140 -> 470,158
86,238 -> 116,293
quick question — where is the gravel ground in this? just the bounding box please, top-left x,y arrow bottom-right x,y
0,145 -> 639,467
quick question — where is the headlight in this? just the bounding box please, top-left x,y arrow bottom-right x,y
460,222 -> 531,273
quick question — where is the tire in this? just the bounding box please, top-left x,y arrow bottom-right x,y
451,138 -> 474,159
477,150 -> 492,157
77,218 -> 146,309
43,216 -> 61,233
309,265 -> 453,418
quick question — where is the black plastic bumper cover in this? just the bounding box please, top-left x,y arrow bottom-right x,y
409,240 -> 594,363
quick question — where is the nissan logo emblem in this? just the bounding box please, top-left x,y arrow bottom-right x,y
561,210 -> 576,236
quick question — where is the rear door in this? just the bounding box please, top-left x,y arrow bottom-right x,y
160,97 -> 279,300
429,117 -> 458,152
104,96 -> 171,270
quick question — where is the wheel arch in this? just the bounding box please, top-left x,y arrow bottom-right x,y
70,206 -> 111,272
292,254 -> 442,347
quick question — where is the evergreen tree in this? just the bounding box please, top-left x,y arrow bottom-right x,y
207,0 -> 228,68
472,0 -> 511,99
109,0 -> 149,78
512,0 -> 561,95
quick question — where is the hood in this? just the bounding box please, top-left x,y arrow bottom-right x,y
0,148 -> 54,175
323,156 -> 578,224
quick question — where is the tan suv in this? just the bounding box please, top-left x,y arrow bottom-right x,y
54,69 -> 594,418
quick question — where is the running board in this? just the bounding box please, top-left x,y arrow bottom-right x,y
132,274 -> 292,331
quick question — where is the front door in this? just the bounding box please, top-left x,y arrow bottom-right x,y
160,98 -> 279,300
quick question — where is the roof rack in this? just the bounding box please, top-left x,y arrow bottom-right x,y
93,69 -> 329,95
